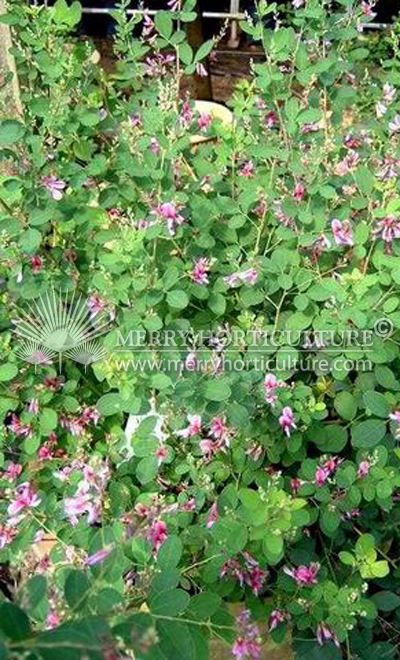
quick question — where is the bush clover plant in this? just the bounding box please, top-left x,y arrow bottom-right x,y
1,1 -> 400,659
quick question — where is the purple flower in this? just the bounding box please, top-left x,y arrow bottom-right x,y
331,219 -> 353,246
198,113 -> 212,131
42,176 -> 66,201
196,63 -> 208,77
206,502 -> 219,528
374,216 -> 400,245
317,623 -> 340,648
239,161 -> 255,178
383,83 -> 396,104
389,114 -> 400,133
357,460 -> 371,478
191,258 -> 210,285
268,610 -> 290,633
279,406 -> 296,437
149,138 -> 160,155
284,562 -> 320,586
87,546 -> 114,566
154,202 -> 185,235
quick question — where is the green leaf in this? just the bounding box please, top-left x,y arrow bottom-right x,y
371,561 -> 390,578
363,391 -> 391,418
157,621 -> 196,660
195,39 -> 214,62
96,393 -> 124,416
372,591 -> 400,612
64,570 -> 91,609
0,363 -> 18,382
0,120 -> 24,146
203,380 -> 231,401
263,534 -> 284,561
39,408 -> 58,434
334,391 -> 357,420
0,603 -> 31,640
208,293 -> 226,316
352,419 -> 386,448
20,228 -> 42,254
158,535 -> 182,570
136,457 -> 158,484
167,289 -> 189,309
150,589 -> 190,616
187,592 -> 221,620
155,11 -> 173,39
339,551 -> 355,566
355,165 -> 374,195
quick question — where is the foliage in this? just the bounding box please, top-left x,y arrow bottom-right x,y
1,0 -> 400,659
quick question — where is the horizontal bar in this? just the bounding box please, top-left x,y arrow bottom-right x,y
79,7 -> 246,19
34,5 -> 394,28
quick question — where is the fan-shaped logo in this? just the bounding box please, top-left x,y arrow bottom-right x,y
12,288 -> 112,372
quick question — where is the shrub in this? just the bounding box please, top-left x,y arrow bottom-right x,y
1,1 -> 400,659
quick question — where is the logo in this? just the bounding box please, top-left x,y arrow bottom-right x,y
12,288 -> 112,372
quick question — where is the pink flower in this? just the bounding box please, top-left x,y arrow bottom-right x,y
264,111 -> 278,128
154,445 -> 168,465
292,0 -> 305,7
7,483 -> 41,517
241,268 -> 258,285
383,83 -> 396,104
315,466 -> 329,486
87,294 -> 107,319
317,623 -> 340,648
149,138 -> 160,154
28,398 -> 39,415
191,258 -> 210,285
264,373 -> 281,404
64,492 -> 93,525
390,410 -> 400,424
290,477 -> 304,493
198,113 -> 211,131
30,256 -> 43,273
196,63 -> 208,77
38,446 -> 52,461
294,183 -> 305,201
374,216 -> 400,244
4,462 -> 22,481
130,113 -> 142,128
46,612 -> 61,630
376,102 -> 387,119
154,202 -> 185,235
331,219 -> 353,246
268,610 -> 289,633
283,562 -> 320,586
389,115 -> 400,133
177,414 -> 202,438
147,519 -> 168,553
224,268 -> 258,288
206,502 -> 219,528
232,611 -> 262,660
8,415 -> 32,438
42,176 -> 66,200
87,546 -> 114,566
199,438 -> 218,460
210,417 -> 227,440
167,0 -> 180,10
239,161 -> 255,178
357,460 -> 371,478
0,525 -> 17,549
279,406 -> 296,437
361,2 -> 376,18
180,93 -> 193,128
